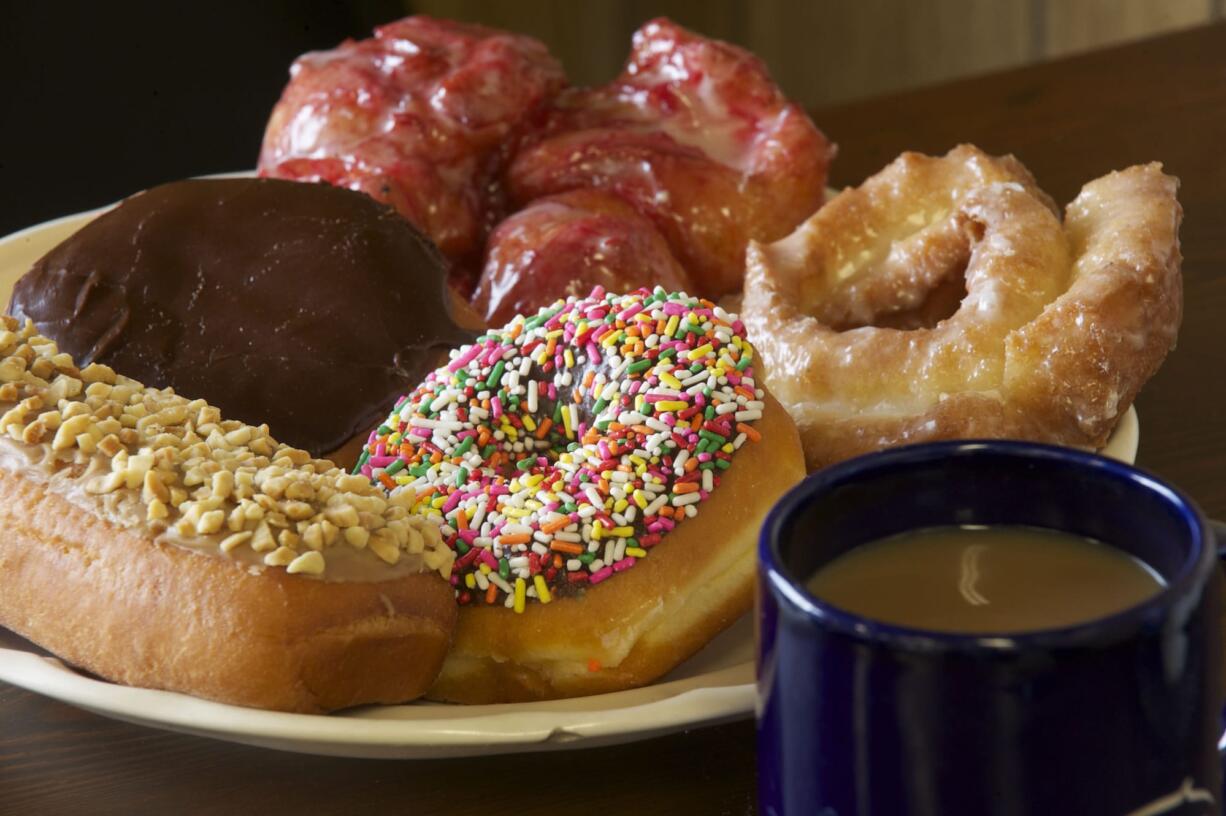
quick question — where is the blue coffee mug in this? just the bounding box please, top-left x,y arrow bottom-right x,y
757,441 -> 1224,816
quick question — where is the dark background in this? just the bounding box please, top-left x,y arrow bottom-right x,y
2,0 -> 1206,238
0,2 -> 401,236
0,0 -> 715,237
2,1 -> 1211,238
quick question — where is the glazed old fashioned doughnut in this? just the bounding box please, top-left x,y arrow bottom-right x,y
742,145 -> 1182,469
0,319 -> 457,713
359,287 -> 804,702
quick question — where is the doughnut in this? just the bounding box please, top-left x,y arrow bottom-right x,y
258,15 -> 830,305
507,18 -> 833,299
742,145 -> 1182,469
358,287 -> 805,702
259,16 -> 566,264
9,177 -> 473,459
471,189 -> 695,327
0,319 -> 457,713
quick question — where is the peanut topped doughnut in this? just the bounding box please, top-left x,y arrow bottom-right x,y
360,287 -> 805,701
0,318 -> 457,712
743,145 -> 1182,469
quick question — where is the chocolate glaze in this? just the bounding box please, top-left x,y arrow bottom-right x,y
10,178 -> 473,456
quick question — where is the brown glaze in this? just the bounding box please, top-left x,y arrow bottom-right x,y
9,177 -> 473,456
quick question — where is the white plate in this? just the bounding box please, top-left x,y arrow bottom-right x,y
0,200 -> 1139,758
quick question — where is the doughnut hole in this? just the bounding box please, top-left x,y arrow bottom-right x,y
801,210 -> 987,332
827,256 -> 971,331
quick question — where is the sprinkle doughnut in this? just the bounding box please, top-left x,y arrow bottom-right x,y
743,145 -> 1182,469
360,287 -> 804,702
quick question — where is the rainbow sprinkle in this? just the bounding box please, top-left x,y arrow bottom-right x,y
358,287 -> 763,611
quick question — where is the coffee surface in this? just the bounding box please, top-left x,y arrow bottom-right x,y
805,525 -> 1164,633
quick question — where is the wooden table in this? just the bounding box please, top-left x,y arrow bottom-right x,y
3,23 -> 1225,816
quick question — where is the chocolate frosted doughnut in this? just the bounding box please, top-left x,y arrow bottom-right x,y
9,177 -> 473,457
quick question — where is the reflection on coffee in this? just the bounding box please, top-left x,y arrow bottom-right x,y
805,525 -> 1164,633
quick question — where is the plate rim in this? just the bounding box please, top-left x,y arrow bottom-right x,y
0,194 -> 759,758
0,644 -> 754,757
0,198 -> 1141,758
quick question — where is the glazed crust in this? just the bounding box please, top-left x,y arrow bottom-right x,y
0,468 -> 457,714
426,390 -> 803,703
744,146 -> 1182,469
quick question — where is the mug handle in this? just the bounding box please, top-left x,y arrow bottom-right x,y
1212,519 -> 1226,757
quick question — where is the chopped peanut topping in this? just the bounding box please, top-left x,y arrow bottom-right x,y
0,317 -> 452,580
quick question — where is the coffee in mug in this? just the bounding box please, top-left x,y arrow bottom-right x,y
804,525 -> 1164,633
757,441 -> 1223,816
